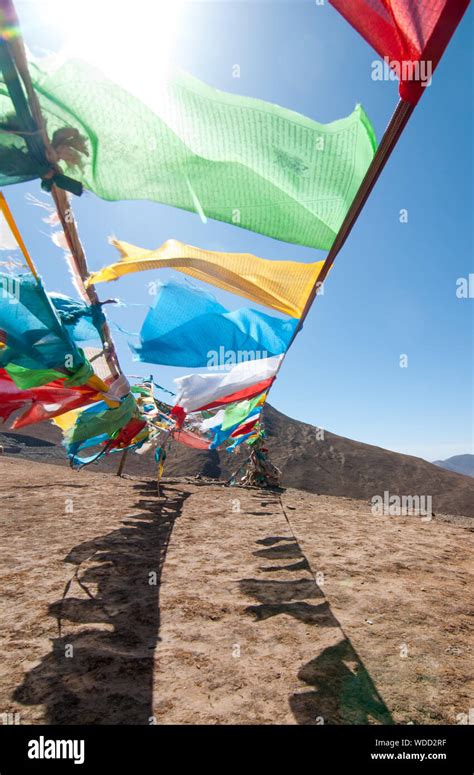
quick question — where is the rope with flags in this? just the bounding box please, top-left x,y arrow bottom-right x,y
0,0 -> 469,484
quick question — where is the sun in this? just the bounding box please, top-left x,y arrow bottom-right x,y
37,0 -> 184,91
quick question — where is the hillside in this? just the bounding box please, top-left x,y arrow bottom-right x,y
1,404 -> 473,516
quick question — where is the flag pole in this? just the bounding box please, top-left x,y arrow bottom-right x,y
116,448 -> 129,477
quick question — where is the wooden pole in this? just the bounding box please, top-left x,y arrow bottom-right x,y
116,448 -> 128,477
50,186 -> 121,379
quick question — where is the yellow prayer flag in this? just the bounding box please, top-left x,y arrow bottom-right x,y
87,239 -> 325,318
52,408 -> 81,431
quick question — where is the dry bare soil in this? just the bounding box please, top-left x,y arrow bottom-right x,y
0,457 -> 472,725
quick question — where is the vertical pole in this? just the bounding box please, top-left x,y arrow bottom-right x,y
116,448 -> 128,477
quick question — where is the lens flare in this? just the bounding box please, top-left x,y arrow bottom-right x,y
36,0 -> 183,90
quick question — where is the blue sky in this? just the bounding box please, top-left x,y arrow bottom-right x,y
3,0 -> 473,462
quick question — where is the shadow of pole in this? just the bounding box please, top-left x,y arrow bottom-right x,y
13,484 -> 190,725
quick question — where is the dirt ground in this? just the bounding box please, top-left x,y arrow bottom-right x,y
0,457 -> 472,725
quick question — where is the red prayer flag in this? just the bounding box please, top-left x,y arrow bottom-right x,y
194,377 -> 275,413
329,0 -> 470,104
108,417 -> 147,450
230,417 -> 259,438
173,428 -> 211,450
0,369 -> 99,428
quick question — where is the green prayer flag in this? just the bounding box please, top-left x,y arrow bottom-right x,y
63,357 -> 94,387
5,363 -> 65,389
65,393 -> 136,445
221,394 -> 265,431
0,59 -> 376,249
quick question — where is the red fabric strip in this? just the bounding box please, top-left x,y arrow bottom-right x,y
108,417 -> 147,450
0,369 -> 99,429
173,428 -> 210,450
230,417 -> 259,438
194,377 -> 275,412
401,0 -> 470,103
329,0 -> 470,104
170,404 -> 187,428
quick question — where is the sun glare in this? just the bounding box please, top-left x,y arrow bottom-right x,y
39,0 -> 183,90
